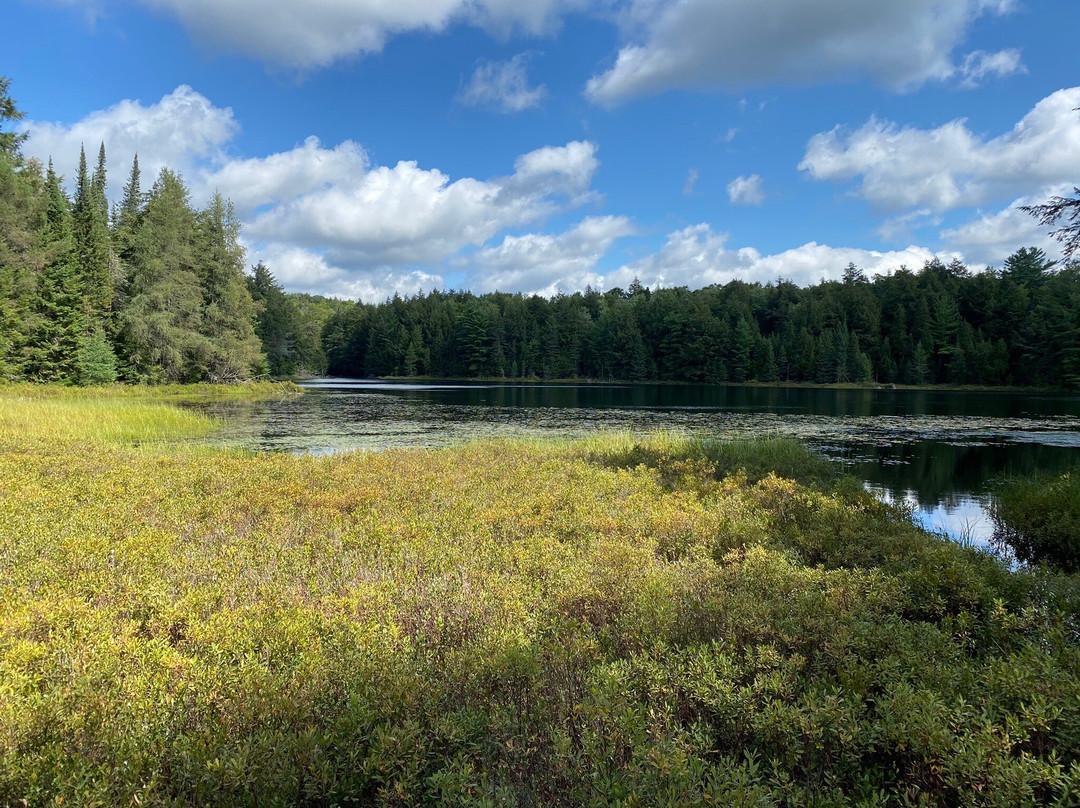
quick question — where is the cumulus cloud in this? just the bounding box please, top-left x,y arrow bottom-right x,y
466,215 -> 635,295
958,48 -> 1026,88
200,137 -> 369,215
603,224 -> 953,290
60,0 -> 576,68
22,85 -> 237,195
246,243 -> 444,301
240,139 -> 599,269
21,84 -> 607,300
586,0 -> 1018,105
799,87 -> 1080,212
940,190 -> 1069,267
727,174 -> 764,206
458,53 -> 547,113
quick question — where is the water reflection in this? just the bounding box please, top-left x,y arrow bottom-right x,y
188,380 -> 1080,548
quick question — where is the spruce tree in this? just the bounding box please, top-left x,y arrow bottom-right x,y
72,144 -> 113,326
248,261 -> 300,377
22,162 -> 86,382
0,78 -> 46,378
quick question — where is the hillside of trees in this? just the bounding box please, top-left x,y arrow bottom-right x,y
3,76 -> 1079,389
318,253 -> 1080,389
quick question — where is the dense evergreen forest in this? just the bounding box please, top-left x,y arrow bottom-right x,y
319,253 -> 1080,389
0,78 -> 341,384
3,76 -> 1079,389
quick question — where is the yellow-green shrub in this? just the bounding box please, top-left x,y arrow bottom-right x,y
1,394 -> 1078,806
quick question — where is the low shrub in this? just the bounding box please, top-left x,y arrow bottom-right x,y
993,471 -> 1080,571
1,393 -> 1078,806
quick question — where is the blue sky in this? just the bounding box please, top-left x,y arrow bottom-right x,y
7,0 -> 1079,300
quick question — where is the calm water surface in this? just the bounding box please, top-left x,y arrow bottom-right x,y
193,379 -> 1080,551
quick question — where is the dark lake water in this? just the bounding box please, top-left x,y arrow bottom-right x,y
193,379 -> 1080,551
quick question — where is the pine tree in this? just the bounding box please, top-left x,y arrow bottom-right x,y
77,327 -> 118,385
119,168 -> 209,382
196,192 -> 264,381
248,261 -> 300,377
0,78 -> 45,378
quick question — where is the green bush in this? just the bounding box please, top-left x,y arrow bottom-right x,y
993,471 -> 1080,571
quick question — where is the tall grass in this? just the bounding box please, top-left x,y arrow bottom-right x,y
1,391 -> 1078,806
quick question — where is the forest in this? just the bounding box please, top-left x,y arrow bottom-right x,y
3,75 -> 1080,390
316,252 -> 1080,388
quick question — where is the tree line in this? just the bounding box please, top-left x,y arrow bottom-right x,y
317,252 -> 1080,389
4,76 -> 1079,389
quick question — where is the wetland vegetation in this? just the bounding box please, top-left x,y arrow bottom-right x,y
2,386 -> 1080,806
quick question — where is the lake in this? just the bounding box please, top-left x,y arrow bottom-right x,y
193,379 -> 1080,552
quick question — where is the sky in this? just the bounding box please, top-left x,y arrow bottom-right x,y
6,0 -> 1079,301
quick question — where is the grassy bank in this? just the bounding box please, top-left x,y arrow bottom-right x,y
1,392 -> 1079,806
0,382 -> 302,449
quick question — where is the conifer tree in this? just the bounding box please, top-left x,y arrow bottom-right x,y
196,192 -> 264,380
0,78 -> 45,378
119,168 -> 208,382
72,144 -> 113,326
22,162 -> 85,382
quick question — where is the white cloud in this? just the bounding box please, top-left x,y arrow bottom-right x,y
875,209 -> 941,242
21,84 -> 605,300
958,48 -> 1025,88
940,190 -> 1069,267
603,224 -> 953,289
586,0 -> 1018,105
458,53 -> 547,113
240,140 -> 599,269
91,0 -> 579,68
246,243 -> 443,301
727,174 -> 764,206
682,168 -> 698,195
200,137 -> 369,215
22,85 -> 237,196
799,87 -> 1080,212
466,215 -> 635,295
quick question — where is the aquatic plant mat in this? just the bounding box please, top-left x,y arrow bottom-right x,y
1,390 -> 1078,805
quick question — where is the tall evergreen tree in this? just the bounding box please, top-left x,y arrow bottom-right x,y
72,144 -> 113,326
196,192 -> 264,381
0,78 -> 45,378
119,168 -> 209,382
22,162 -> 85,382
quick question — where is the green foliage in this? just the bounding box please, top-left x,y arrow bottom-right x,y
993,471 -> 1080,571
0,79 -> 265,387
0,75 -> 28,159
320,250 -> 1080,390
77,327 -> 119,385
2,392 -> 1078,805
247,263 -> 337,378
